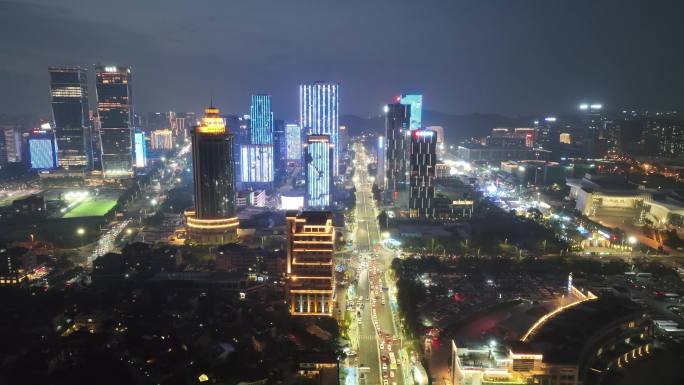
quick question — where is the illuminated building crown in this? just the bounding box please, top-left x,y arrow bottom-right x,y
197,106 -> 226,134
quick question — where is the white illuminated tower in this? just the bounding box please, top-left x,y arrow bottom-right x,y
299,82 -> 339,176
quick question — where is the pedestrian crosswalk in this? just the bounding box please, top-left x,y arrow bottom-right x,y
358,333 -> 377,341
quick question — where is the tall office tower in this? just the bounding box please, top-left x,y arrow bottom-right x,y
376,136 -> 385,188
408,129 -> 437,219
651,121 -> 684,158
286,211 -> 334,316
133,131 -> 147,168
299,82 -> 339,176
338,124 -> 348,154
185,106 -> 239,245
534,117 -> 560,151
1,126 -> 23,163
579,103 -> 606,158
146,111 -> 175,131
273,119 -> 287,179
286,123 -> 302,161
95,65 -> 134,178
304,135 -> 333,209
48,67 -> 91,170
0,131 -> 6,166
400,94 -> 423,130
28,127 -> 58,170
384,103 -> 411,201
150,129 -> 174,150
240,144 -> 274,184
250,95 -> 274,145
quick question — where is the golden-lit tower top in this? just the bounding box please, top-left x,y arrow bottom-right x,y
196,106 -> 226,134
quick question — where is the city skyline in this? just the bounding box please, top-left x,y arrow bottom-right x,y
2,1 -> 683,119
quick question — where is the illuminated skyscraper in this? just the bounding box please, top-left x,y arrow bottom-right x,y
299,82 -> 339,176
250,94 -> 273,145
1,126 -> 22,163
273,119 -> 287,180
304,135 -> 333,209
400,93 -> 423,130
408,129 -> 436,219
49,67 -> 91,170
385,103 -> 410,202
286,211 -> 334,316
579,103 -> 606,158
240,144 -> 274,184
95,65 -> 133,178
534,117 -> 559,152
28,128 -> 58,170
186,106 -> 239,245
286,123 -> 302,161
376,136 -> 385,188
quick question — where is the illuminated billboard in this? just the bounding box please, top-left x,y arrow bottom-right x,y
281,195 -> 304,210
29,131 -> 58,170
134,132 -> 147,168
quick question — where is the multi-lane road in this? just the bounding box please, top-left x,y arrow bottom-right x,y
347,142 -> 411,385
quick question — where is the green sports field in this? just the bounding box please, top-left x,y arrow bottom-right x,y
62,199 -> 117,218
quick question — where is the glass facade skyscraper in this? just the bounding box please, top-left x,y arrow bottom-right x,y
250,95 -> 273,145
186,107 -> 238,245
400,93 -> 423,130
385,103 -> 410,202
95,66 -> 134,178
304,135 -> 333,209
49,67 -> 91,170
299,82 -> 339,176
408,129 -> 436,219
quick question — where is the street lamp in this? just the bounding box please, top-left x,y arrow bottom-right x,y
76,227 -> 85,246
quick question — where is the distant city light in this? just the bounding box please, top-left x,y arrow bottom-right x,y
544,117 -> 557,122
579,104 -> 589,110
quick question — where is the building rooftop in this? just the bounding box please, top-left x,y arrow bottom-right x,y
298,211 -> 332,225
525,297 -> 642,365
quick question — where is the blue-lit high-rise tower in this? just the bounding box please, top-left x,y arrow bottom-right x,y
250,94 -> 273,145
400,94 -> 423,131
304,135 -> 333,209
299,82 -> 339,177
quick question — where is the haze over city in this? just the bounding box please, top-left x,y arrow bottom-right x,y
2,0 -> 684,118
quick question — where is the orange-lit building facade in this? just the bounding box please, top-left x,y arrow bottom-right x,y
286,211 -> 334,316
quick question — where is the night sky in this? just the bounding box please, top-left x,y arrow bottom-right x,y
1,0 -> 683,120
